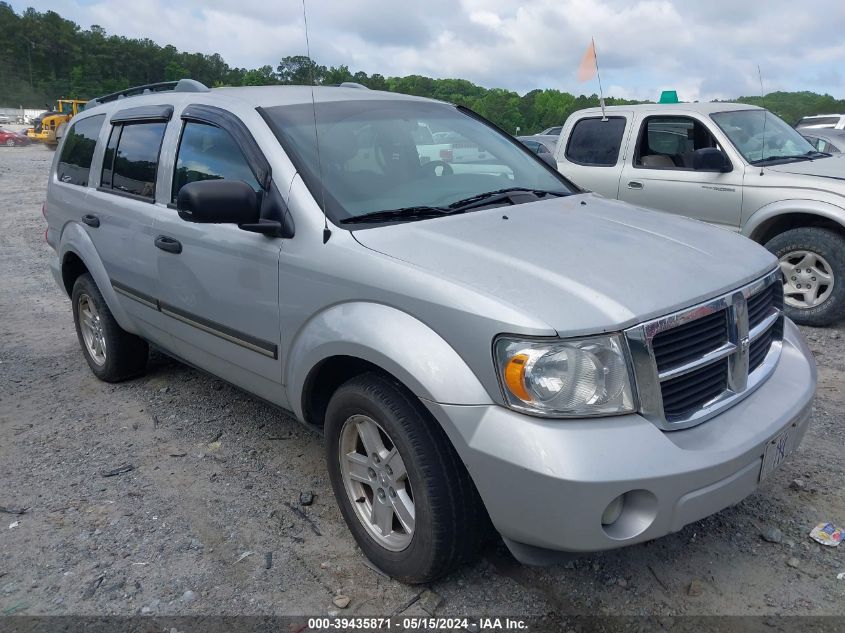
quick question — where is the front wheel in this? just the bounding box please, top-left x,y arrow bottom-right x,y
765,227 -> 845,326
325,373 -> 487,583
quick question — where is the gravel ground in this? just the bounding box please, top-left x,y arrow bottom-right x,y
0,143 -> 843,621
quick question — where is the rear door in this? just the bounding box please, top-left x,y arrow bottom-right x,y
555,112 -> 632,198
618,113 -> 743,230
153,106 -> 284,402
74,108 -> 174,347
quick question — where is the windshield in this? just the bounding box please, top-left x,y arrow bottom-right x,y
262,99 -> 574,222
711,109 -> 818,164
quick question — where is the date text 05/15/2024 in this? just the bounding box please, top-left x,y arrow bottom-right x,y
306,617 -> 529,630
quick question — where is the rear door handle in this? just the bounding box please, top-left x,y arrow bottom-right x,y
81,214 -> 100,228
627,181 -> 644,190
154,235 -> 182,254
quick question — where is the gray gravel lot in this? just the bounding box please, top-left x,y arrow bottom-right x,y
0,143 -> 843,621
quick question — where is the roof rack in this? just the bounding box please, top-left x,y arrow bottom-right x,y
338,82 -> 369,90
85,78 -> 210,109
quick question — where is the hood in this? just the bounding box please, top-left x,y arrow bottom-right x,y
352,194 -> 777,334
764,153 -> 845,180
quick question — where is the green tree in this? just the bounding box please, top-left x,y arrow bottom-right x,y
276,55 -> 325,84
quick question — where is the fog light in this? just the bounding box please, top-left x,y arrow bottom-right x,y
601,494 -> 624,526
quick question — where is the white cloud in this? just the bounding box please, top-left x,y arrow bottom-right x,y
9,0 -> 845,100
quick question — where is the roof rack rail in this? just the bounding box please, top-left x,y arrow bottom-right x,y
85,79 -> 210,109
338,82 -> 369,90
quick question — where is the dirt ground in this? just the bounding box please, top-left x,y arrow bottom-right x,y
1,143 -> 843,622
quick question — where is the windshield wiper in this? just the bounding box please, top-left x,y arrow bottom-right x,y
751,154 -> 814,165
446,187 -> 569,212
340,205 -> 450,224
341,188 -> 569,225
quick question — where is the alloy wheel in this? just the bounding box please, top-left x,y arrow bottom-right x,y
338,414 -> 415,551
77,293 -> 107,365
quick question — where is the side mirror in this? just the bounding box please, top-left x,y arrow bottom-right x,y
176,179 -> 260,224
692,147 -> 730,172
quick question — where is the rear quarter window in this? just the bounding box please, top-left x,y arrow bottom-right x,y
565,116 -> 627,167
57,115 -> 105,186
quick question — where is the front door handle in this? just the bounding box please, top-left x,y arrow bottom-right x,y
627,181 -> 644,190
81,214 -> 100,228
154,235 -> 182,254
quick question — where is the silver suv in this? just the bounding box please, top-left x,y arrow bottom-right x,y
45,80 -> 816,583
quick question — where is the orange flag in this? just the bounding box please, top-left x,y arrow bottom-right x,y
577,40 -> 597,82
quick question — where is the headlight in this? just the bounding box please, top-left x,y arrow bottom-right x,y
494,334 -> 636,417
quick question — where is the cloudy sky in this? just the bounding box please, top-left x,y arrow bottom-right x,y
10,0 -> 845,101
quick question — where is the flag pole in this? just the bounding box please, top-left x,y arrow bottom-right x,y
593,37 -> 607,121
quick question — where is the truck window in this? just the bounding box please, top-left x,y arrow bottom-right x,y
565,117 -> 627,167
99,121 -> 167,200
172,122 -> 261,202
634,116 -> 719,170
57,115 -> 105,187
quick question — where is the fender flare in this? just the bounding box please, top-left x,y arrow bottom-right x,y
285,302 -> 493,421
742,199 -> 845,241
58,222 -> 137,333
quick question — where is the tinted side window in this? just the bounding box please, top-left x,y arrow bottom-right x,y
57,115 -> 105,186
172,122 -> 260,202
100,125 -> 120,189
107,122 -> 167,199
565,117 -> 626,166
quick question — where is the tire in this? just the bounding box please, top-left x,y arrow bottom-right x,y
325,373 -> 488,583
71,273 -> 149,381
765,227 -> 845,327
5,139 -> 14,147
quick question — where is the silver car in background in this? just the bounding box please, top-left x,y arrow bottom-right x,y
795,114 -> 845,130
801,128 -> 845,153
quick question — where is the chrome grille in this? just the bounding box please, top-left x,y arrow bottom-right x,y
652,310 -> 728,373
626,270 -> 784,430
661,358 -> 729,420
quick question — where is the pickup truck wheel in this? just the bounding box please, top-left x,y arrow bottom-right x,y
765,227 -> 845,326
71,273 -> 148,381
325,373 -> 486,583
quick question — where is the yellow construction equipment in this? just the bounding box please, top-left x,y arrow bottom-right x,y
26,99 -> 87,148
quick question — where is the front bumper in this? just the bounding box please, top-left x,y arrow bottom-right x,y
424,319 -> 816,564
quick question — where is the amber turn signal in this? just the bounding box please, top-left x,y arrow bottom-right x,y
503,353 -> 532,402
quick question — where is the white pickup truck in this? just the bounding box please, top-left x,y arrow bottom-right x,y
553,102 -> 845,326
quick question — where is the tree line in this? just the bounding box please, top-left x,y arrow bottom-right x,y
2,4 -> 843,133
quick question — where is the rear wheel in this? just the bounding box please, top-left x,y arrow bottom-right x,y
71,273 -> 149,381
325,373 -> 487,583
5,138 -> 14,147
765,227 -> 845,326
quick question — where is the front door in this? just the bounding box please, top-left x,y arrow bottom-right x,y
153,118 -> 284,402
618,114 -> 743,230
